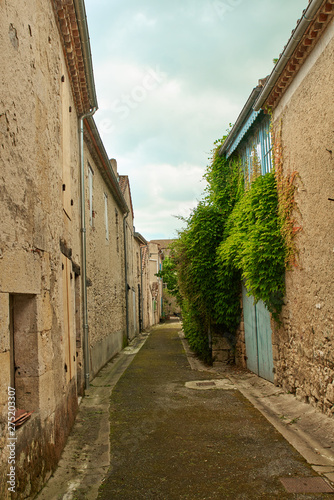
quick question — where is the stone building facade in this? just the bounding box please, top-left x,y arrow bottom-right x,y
150,239 -> 181,319
83,124 -> 129,381
219,0 -> 334,416
119,175 -> 140,341
254,0 -> 334,415
134,232 -> 148,333
0,0 -> 149,497
147,241 -> 164,325
140,244 -> 153,330
0,0 -> 97,496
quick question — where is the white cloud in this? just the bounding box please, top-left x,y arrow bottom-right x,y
86,0 -> 308,240
133,13 -> 157,28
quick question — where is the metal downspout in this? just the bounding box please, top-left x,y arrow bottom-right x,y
79,108 -> 97,390
123,212 -> 130,342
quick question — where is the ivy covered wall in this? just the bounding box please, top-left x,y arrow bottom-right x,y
168,115 -> 298,364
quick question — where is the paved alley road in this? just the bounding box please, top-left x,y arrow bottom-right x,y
97,322 -> 332,500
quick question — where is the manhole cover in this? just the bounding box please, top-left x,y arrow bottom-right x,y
185,379 -> 237,390
280,477 -> 334,493
196,381 -> 216,387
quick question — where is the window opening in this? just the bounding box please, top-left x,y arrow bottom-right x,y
9,294 -> 39,417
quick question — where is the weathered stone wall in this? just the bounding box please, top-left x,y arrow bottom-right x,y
84,146 -> 126,378
133,238 -> 143,334
141,246 -> 153,330
122,184 -> 137,341
148,242 -> 163,324
150,239 -> 181,319
0,0 -> 82,496
272,19 -> 334,415
234,297 -> 247,369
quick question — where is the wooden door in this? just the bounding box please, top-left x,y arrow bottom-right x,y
242,285 -> 274,383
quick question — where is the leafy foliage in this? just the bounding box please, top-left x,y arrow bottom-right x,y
218,172 -> 286,319
170,141 -> 243,362
169,132 -> 297,361
272,127 -> 301,267
156,255 -> 180,303
181,303 -> 212,364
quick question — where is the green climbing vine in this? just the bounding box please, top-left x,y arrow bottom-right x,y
171,129 -> 299,361
272,126 -> 301,267
218,171 -> 286,320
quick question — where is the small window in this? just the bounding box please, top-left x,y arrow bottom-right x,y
104,193 -> 109,240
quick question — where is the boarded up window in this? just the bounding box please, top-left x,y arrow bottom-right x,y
9,294 -> 39,411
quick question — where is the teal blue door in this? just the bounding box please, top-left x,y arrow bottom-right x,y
242,285 -> 274,383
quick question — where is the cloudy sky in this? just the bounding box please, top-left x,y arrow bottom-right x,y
84,0 -> 307,241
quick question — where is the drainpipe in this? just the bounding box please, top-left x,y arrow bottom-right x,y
79,108 -> 97,390
123,212 -> 130,342
254,0 -> 324,111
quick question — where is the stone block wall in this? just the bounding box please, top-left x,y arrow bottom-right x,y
0,0 -> 83,496
272,19 -> 334,416
85,146 -> 126,379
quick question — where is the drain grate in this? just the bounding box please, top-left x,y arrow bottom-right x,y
196,381 -> 216,387
280,477 -> 334,493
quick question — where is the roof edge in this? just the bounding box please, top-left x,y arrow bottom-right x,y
84,116 -> 129,214
219,85 -> 263,156
52,0 -> 98,113
134,232 -> 148,246
73,0 -> 98,110
254,0 -> 329,111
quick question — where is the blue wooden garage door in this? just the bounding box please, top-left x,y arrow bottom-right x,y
242,285 -> 274,383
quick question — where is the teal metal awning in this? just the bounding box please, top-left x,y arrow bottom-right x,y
225,109 -> 261,158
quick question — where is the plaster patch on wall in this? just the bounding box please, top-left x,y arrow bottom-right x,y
9,24 -> 19,50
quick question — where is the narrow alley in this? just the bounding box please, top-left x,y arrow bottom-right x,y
38,320 -> 334,499
2,1 -> 334,498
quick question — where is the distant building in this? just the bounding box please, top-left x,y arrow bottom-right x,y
150,240 -> 181,318
147,241 -> 164,325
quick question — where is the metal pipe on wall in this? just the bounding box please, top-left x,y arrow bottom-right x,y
79,108 -> 96,391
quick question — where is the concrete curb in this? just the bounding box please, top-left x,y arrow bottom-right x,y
36,331 -> 151,500
38,325 -> 334,498
179,330 -> 334,486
